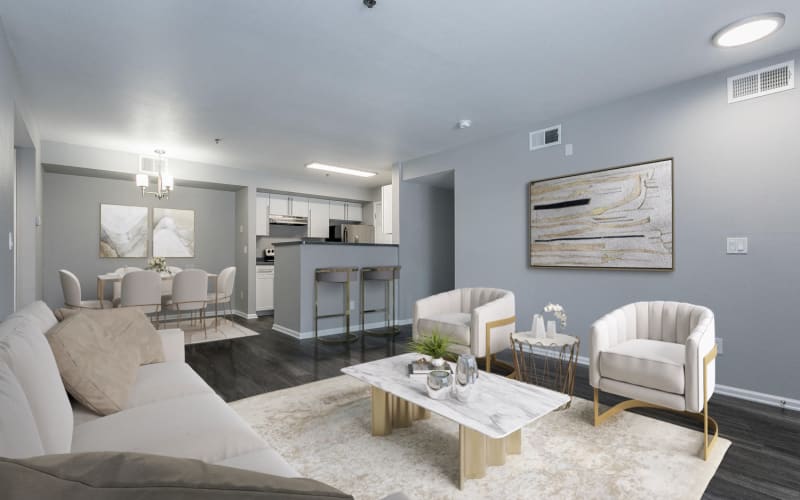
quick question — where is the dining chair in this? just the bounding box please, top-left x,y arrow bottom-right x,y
120,271 -> 162,327
59,269 -> 104,309
161,266 -> 184,298
112,266 -> 142,307
165,269 -> 209,338
208,266 -> 236,328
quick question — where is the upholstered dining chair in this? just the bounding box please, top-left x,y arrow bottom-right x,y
590,301 -> 718,460
111,267 -> 142,307
164,269 -> 209,338
58,269 -> 104,309
160,266 -> 183,299
120,271 -> 162,327
208,266 -> 236,326
413,288 -> 515,373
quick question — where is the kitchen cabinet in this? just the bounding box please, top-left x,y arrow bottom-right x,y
269,194 -> 290,216
329,200 -> 345,220
373,202 -> 392,244
345,202 -> 362,222
256,195 -> 269,236
308,198 -> 330,238
290,197 -> 308,217
381,184 -> 392,234
256,265 -> 274,311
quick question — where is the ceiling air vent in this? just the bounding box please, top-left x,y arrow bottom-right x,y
139,155 -> 160,175
530,124 -> 561,151
728,60 -> 794,103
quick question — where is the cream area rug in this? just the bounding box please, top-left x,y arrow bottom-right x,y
231,375 -> 730,500
169,318 -> 258,345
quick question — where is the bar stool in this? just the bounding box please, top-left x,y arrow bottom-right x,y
360,265 -> 401,337
314,267 -> 359,343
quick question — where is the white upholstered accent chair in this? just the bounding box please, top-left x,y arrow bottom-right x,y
590,301 -> 719,459
165,269 -> 209,338
58,269 -> 104,309
413,288 -> 515,372
111,266 -> 142,307
208,266 -> 236,325
120,271 -> 162,326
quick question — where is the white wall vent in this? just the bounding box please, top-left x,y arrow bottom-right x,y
728,60 -> 794,103
530,124 -> 561,151
139,155 -> 159,175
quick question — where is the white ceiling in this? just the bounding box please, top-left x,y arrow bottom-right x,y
2,1 -> 799,188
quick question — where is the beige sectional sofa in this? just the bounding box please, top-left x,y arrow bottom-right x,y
0,301 -> 297,477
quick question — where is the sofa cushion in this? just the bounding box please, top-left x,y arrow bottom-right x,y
0,363 -> 44,458
417,312 -> 471,346
0,317 -> 73,454
599,339 -> 685,395
46,313 -> 140,415
216,448 -> 300,478
7,301 -> 58,334
0,452 -> 351,499
71,393 -> 268,466
126,362 -> 214,409
57,308 -> 165,365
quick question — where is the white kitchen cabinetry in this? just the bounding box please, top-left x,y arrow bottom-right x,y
345,202 -> 362,222
381,184 -> 392,234
269,194 -> 290,216
373,202 -> 392,244
256,195 -> 269,236
290,197 -> 308,217
308,198 -> 330,238
256,266 -> 274,311
329,200 -> 345,220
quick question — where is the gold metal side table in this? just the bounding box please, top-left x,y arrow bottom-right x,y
510,331 -> 580,409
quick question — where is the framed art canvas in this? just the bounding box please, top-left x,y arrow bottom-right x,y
99,204 -> 149,258
152,208 -> 195,258
529,158 -> 673,270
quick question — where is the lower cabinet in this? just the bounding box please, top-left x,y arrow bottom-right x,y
256,266 -> 274,311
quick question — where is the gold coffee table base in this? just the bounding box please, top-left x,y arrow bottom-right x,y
370,387 -> 522,489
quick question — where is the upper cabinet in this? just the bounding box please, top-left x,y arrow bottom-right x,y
308,198 -> 330,238
329,200 -> 345,220
256,195 -> 269,236
269,194 -> 290,216
380,184 -> 392,234
345,202 -> 362,222
290,197 -> 308,217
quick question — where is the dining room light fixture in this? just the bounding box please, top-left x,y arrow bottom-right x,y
305,162 -> 377,177
136,149 -> 174,199
712,13 -> 785,48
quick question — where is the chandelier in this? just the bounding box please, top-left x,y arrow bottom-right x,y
135,149 -> 174,199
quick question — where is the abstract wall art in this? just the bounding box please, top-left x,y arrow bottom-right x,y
99,204 -> 149,258
529,159 -> 673,270
152,208 -> 195,258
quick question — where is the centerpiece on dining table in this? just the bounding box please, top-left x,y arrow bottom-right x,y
146,257 -> 169,274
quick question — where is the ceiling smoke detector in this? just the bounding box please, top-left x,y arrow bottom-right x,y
363,0 -> 376,8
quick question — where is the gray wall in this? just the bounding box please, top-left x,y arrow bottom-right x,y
42,172 -> 236,307
15,146 -> 41,306
401,49 -> 800,400
397,180 -> 455,319
234,187 -> 256,314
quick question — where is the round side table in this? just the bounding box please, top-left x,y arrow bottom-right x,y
510,331 -> 580,409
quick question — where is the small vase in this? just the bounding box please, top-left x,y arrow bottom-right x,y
431,357 -> 445,368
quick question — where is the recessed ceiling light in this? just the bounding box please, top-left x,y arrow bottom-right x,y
712,13 -> 785,48
306,162 -> 376,177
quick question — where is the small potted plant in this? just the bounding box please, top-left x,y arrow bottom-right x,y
409,331 -> 451,367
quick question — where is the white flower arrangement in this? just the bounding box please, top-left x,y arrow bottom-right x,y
146,256 -> 168,273
543,303 -> 567,329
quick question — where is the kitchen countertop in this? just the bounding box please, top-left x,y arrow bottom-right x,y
273,241 -> 398,247
255,258 -> 275,265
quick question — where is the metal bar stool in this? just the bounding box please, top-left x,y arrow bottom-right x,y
314,267 -> 359,343
360,265 -> 401,337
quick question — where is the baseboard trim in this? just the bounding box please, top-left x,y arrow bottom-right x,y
519,346 -> 799,412
273,319 -> 413,340
232,309 -> 258,320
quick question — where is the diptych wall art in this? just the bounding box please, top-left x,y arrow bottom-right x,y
529,159 -> 673,270
99,204 -> 149,258
152,208 -> 195,258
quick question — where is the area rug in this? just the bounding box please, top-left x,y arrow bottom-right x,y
230,375 -> 730,500
176,318 -> 258,345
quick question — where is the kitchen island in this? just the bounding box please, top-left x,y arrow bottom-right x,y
272,241 -> 399,339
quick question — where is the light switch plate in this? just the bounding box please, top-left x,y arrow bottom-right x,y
726,237 -> 747,254
716,337 -> 723,355
565,143 -> 574,156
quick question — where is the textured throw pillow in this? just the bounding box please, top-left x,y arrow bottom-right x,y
0,452 -> 354,499
56,308 -> 165,365
46,314 -> 140,415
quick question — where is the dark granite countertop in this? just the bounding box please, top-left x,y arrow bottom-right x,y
255,258 -> 275,265
273,241 -> 398,248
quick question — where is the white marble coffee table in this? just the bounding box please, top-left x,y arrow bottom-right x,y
341,353 -> 569,489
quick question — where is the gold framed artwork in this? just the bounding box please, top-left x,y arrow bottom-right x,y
99,204 -> 149,258
529,158 -> 673,270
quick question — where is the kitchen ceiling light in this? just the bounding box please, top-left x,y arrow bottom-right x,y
712,13 -> 785,48
306,163 -> 376,177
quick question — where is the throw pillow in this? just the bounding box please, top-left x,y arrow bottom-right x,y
56,308 -> 165,365
46,314 -> 140,415
0,452 -> 354,499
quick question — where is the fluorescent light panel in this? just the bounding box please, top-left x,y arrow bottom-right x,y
713,13 -> 785,47
306,162 -> 376,177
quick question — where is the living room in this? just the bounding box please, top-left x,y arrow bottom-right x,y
1,2 -> 799,499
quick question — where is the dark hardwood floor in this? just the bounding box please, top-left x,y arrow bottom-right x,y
186,317 -> 800,500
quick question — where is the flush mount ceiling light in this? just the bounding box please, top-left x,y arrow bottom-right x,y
306,162 -> 376,177
712,13 -> 785,48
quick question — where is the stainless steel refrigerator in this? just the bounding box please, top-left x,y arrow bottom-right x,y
335,224 -> 375,243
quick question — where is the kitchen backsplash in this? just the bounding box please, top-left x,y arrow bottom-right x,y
256,224 -> 308,256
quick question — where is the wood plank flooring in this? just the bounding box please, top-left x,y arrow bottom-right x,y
185,317 -> 800,499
